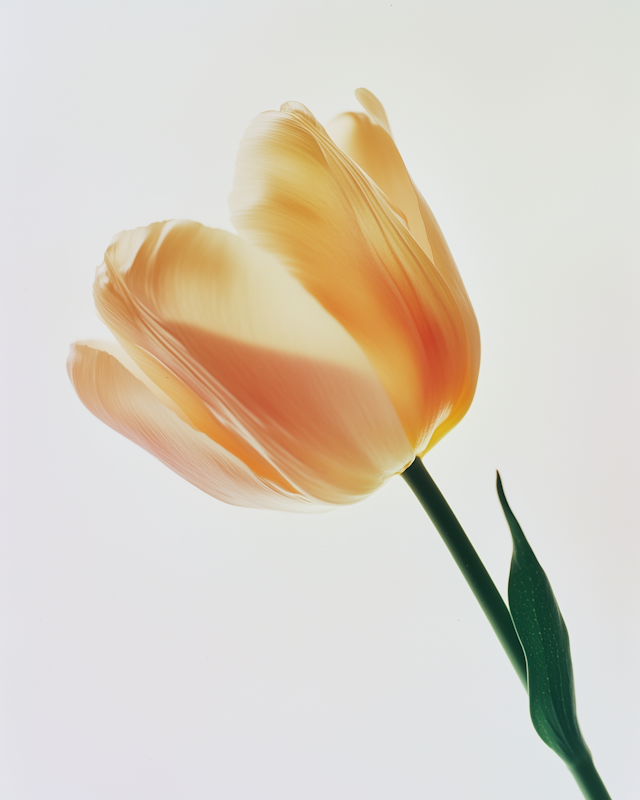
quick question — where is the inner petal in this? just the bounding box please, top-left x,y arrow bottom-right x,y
94,222 -> 414,500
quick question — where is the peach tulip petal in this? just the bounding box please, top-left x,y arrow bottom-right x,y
67,342 -> 316,510
326,106 -> 434,263
93,222 -> 413,503
329,91 -> 471,324
327,91 -> 482,451
229,96 -> 480,454
110,334 -> 296,491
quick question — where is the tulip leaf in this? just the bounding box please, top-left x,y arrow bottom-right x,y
496,473 -> 591,768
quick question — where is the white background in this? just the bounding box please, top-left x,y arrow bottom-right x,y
1,1 -> 638,798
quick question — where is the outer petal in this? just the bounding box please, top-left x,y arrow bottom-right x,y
93,222 -> 413,504
229,97 -> 480,455
327,90 -> 482,448
326,99 -> 435,264
67,342 -> 316,510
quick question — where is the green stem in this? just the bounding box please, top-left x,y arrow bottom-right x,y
569,757 -> 613,800
402,458 -> 613,800
402,457 -> 527,689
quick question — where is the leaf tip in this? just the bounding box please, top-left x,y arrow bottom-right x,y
496,470 -> 507,508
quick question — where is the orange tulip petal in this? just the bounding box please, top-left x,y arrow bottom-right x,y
92,223 -> 413,503
67,342 -> 316,510
329,92 -> 473,328
109,334 -> 295,491
229,96 -> 480,454
327,92 -> 482,451
326,107 -> 434,263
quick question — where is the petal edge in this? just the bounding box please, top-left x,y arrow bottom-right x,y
67,342 -> 324,511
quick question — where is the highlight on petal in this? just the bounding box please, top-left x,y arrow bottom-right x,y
229,94 -> 480,455
91,222 -> 414,504
67,342 -> 314,510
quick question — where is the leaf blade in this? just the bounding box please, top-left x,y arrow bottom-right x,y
496,472 -> 591,767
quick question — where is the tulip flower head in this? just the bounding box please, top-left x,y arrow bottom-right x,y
68,89 -> 480,510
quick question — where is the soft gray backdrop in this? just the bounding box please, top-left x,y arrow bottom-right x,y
1,1 -> 638,798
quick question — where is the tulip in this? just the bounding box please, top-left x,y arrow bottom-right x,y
68,89 -> 480,509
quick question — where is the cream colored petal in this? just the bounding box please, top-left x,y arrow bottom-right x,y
67,342 -> 316,510
93,223 -> 413,503
229,101 -> 480,455
354,88 -> 393,136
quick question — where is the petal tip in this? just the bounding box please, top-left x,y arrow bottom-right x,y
354,88 -> 392,136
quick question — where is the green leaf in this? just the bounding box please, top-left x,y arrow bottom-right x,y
496,473 -> 591,767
